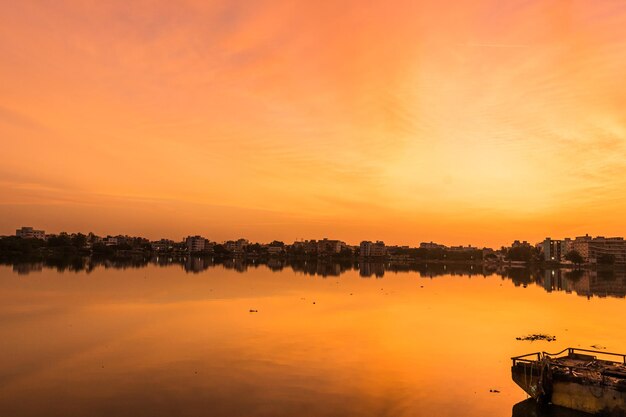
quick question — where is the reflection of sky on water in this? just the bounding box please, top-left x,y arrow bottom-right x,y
7,257 -> 626,299
512,398 -> 594,417
0,264 -> 625,416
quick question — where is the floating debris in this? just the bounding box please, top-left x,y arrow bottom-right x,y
516,334 -> 557,342
489,389 -> 500,393
249,309 -> 258,313
591,344 -> 607,350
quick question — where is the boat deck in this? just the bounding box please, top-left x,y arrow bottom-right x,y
555,356 -> 625,386
512,348 -> 626,390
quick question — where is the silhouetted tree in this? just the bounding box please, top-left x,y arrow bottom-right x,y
597,253 -> 616,265
506,245 -> 537,262
338,247 -> 354,257
0,236 -> 45,253
564,250 -> 584,265
71,233 -> 88,249
47,233 -> 72,247
213,244 -> 228,255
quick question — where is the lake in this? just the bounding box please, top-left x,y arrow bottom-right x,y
1,259 -> 625,416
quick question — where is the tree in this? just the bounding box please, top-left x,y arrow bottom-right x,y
246,243 -> 262,254
564,250 -> 584,265
506,245 -> 535,262
71,233 -> 88,249
0,236 -> 45,253
47,233 -> 72,247
338,247 -> 354,257
597,253 -> 616,265
213,244 -> 228,255
92,243 -> 114,255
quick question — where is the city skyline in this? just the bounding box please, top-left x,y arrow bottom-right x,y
3,1 -> 626,248
8,224 -> 626,251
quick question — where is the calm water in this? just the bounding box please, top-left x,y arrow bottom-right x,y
1,260 -> 625,417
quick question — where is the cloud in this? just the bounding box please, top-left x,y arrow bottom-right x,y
2,0 -> 626,245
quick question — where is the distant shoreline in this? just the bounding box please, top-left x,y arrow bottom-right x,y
1,248 -> 624,272
3,232 -> 625,270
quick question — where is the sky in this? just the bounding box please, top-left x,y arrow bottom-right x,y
2,0 -> 626,247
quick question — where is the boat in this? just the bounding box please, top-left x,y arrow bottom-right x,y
511,348 -> 626,415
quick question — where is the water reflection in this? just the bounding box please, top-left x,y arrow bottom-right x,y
512,399 -> 592,417
4,256 -> 626,299
1,259 -> 625,417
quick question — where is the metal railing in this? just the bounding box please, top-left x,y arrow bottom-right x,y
512,347 -> 626,368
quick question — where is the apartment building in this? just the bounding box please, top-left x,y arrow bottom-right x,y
542,235 -> 626,265
16,226 -> 45,239
224,239 -> 248,253
360,241 -> 387,257
573,235 -> 626,265
186,236 -> 213,253
317,238 -> 346,254
541,238 -> 563,262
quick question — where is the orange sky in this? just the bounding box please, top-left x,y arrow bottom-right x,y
2,0 -> 626,247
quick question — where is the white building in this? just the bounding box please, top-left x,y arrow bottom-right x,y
186,236 -> 213,253
541,238 -> 563,262
16,227 -> 45,239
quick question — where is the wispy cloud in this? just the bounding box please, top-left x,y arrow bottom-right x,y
1,0 -> 626,245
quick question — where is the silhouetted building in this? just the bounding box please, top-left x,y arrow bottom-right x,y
360,241 -> 386,257
151,239 -> 175,252
16,226 -> 45,239
562,238 -> 573,255
420,241 -> 446,249
541,234 -> 626,265
541,238 -> 562,262
267,246 -> 283,256
317,238 -> 346,254
224,239 -> 248,253
448,245 -> 479,252
574,235 -> 626,265
186,236 -> 213,253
